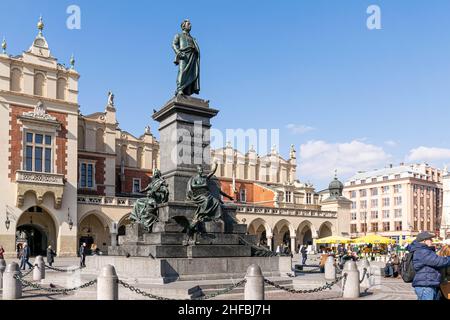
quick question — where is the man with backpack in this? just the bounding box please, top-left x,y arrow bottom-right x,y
404,232 -> 450,300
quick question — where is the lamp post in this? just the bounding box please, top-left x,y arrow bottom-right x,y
5,212 -> 10,230
68,208 -> 73,231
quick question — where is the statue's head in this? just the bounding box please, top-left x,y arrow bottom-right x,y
196,165 -> 203,175
181,19 -> 191,32
153,168 -> 161,178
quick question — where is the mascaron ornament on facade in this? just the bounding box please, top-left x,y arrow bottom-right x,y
22,101 -> 57,121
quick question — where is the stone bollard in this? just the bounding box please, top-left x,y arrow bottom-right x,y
342,260 -> 360,299
244,264 -> 264,300
97,264 -> 118,300
33,256 -> 45,281
0,258 -> 6,289
324,256 -> 336,280
2,262 -> 22,299
359,258 -> 370,289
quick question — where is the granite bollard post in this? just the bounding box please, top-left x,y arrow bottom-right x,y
33,256 -> 45,281
2,262 -> 22,299
324,256 -> 336,280
244,264 -> 264,300
97,264 -> 118,300
342,260 -> 360,299
0,258 -> 6,289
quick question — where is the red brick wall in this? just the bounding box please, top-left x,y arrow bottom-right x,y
219,179 -> 276,207
116,168 -> 152,194
9,105 -> 68,180
78,155 -> 106,195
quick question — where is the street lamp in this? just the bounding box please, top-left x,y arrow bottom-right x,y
68,208 -> 73,231
5,213 -> 10,230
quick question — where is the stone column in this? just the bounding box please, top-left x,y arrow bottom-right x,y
110,232 -> 118,247
267,236 -> 273,251
324,256 -> 336,280
2,262 -> 22,299
244,264 -> 264,300
290,236 -> 296,253
33,256 -> 45,281
342,260 -> 360,299
97,264 -> 118,300
0,258 -> 6,289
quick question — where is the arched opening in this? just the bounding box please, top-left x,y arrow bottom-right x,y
78,213 -> 110,254
117,213 -> 131,243
16,206 -> 57,257
56,77 -> 66,100
319,222 -> 333,238
96,128 -> 105,152
10,68 -> 22,92
297,224 -> 313,246
34,73 -> 46,96
273,220 -> 293,251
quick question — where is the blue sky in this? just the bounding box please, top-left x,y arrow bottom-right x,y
2,0 -> 450,189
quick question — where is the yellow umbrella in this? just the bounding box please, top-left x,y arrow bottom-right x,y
315,236 -> 353,244
353,234 -> 396,244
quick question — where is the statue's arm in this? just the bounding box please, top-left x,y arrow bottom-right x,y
207,162 -> 218,180
220,189 -> 234,201
172,34 -> 180,55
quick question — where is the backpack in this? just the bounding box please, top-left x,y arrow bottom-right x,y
400,252 -> 415,283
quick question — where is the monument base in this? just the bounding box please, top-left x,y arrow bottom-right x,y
86,255 -> 292,284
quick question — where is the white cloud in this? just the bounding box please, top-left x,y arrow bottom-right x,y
298,140 -> 391,182
406,146 -> 450,162
286,124 -> 315,135
385,140 -> 398,147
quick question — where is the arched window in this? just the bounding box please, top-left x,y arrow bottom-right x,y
56,78 -> 66,100
78,126 -> 85,150
96,129 -> 104,152
34,73 -> 46,96
137,147 -> 143,168
10,68 -> 22,92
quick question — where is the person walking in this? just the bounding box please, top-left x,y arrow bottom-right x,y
301,244 -> 308,265
46,245 -> 56,266
79,242 -> 87,267
407,232 -> 450,300
0,245 -> 5,259
20,243 -> 33,270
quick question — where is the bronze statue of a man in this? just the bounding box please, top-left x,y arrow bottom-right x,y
172,19 -> 200,96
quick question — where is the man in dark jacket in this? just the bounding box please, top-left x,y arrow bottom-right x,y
407,232 -> 450,300
79,243 -> 87,267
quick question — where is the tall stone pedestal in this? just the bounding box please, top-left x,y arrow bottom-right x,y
107,95 -> 278,279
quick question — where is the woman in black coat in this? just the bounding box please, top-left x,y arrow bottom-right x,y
46,245 -> 56,266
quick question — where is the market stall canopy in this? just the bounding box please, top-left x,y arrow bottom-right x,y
352,234 -> 396,244
315,236 -> 353,244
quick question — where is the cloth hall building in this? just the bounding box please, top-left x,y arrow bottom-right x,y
0,19 -> 351,258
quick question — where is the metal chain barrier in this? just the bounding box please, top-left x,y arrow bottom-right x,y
263,273 -> 347,294
194,279 -> 247,300
359,268 -> 368,283
45,265 -> 85,272
118,280 -> 175,300
14,274 -> 97,294
19,265 -> 36,278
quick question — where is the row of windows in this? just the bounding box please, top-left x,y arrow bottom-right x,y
352,196 -> 402,209
350,175 -> 402,186
10,68 -> 67,100
350,185 -> 402,198
351,221 -> 403,233
284,191 -> 312,204
351,209 -> 402,220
